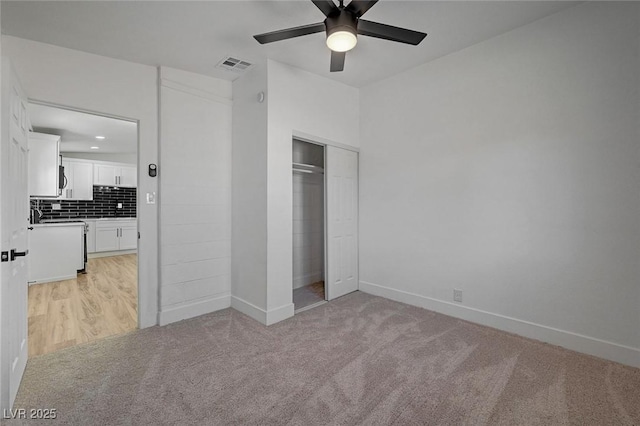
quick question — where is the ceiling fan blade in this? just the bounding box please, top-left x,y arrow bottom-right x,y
357,20 -> 427,45
345,0 -> 379,17
311,0 -> 339,17
330,51 -> 346,72
254,22 -> 326,44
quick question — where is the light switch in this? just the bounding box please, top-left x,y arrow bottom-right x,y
146,192 -> 156,204
52,204 -> 61,210
117,202 -> 123,209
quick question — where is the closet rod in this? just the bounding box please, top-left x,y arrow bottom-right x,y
292,162 -> 324,171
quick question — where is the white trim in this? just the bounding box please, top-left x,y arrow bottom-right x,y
26,99 -> 154,330
359,280 -> 640,368
157,293 -> 230,326
266,303 -> 294,325
230,296 -> 294,326
28,274 -> 77,285
28,98 -> 138,123
159,79 -> 233,106
231,296 -> 267,324
292,130 -> 359,153
294,300 -> 327,314
88,249 -> 136,259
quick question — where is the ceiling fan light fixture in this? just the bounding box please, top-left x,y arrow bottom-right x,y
252,0 -> 428,72
326,29 -> 357,52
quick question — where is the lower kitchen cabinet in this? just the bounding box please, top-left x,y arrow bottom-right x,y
28,223 -> 85,284
85,220 -> 96,253
119,224 -> 138,250
95,219 -> 137,252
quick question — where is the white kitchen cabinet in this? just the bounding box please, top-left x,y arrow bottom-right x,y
119,223 -> 138,250
119,165 -> 137,187
93,163 -> 137,188
93,163 -> 117,186
84,220 -> 96,253
28,132 -> 60,197
95,226 -> 119,252
28,223 -> 85,284
60,159 -> 93,200
95,219 -> 137,252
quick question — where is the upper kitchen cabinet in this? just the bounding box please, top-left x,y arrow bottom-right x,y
94,162 -> 137,188
119,165 -> 137,187
60,158 -> 93,200
28,132 -> 61,198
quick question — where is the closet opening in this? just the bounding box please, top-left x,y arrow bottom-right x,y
292,139 -> 326,312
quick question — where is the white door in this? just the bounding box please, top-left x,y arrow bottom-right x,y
1,60 -> 29,409
325,146 -> 358,300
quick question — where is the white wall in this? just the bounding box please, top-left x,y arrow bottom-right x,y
359,2 -> 640,367
62,152 -> 137,164
231,64 -> 268,319
158,67 -> 232,325
265,60 -> 359,322
231,60 -> 359,324
2,36 -> 159,328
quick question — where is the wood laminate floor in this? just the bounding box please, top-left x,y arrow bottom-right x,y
28,254 -> 138,357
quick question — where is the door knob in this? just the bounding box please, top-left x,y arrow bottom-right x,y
10,249 -> 28,261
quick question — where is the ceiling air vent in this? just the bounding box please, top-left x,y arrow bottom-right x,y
216,56 -> 253,73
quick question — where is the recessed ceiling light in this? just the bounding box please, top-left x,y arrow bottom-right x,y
95,136 -> 106,140
90,146 -> 100,150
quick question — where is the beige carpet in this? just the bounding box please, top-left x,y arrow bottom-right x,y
9,292 -> 640,425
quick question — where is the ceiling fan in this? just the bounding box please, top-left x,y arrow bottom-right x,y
253,0 -> 427,72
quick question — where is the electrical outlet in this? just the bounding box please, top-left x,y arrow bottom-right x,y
52,204 -> 61,210
453,289 -> 463,303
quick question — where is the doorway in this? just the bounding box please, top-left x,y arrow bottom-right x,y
292,139 -> 326,311
26,103 -> 139,356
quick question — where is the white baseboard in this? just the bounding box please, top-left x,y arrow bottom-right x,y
231,296 -> 267,324
158,293 -> 230,326
359,281 -> 640,368
88,249 -> 136,259
28,273 -> 77,285
231,296 -> 294,326
266,303 -> 295,325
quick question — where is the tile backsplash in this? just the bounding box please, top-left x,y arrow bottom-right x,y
31,186 -> 136,219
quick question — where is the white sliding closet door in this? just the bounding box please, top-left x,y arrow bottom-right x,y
326,146 -> 358,300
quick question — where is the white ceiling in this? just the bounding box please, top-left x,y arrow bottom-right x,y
1,1 -> 578,88
29,103 -> 138,154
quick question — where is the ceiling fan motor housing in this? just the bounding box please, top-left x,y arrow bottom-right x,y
325,10 -> 358,43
